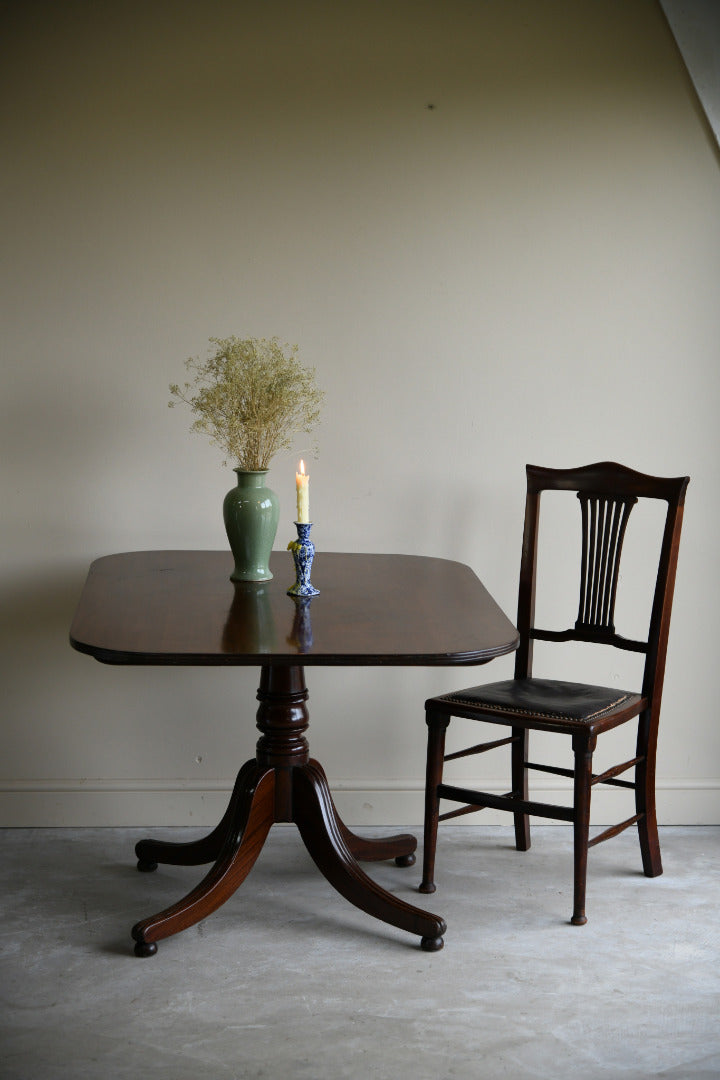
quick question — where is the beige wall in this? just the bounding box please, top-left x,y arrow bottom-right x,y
2,0 -> 718,826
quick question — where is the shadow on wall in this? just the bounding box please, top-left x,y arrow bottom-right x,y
0,562 -> 262,788
0,567 -> 99,782
0,568 -> 88,657
0,567 -> 100,746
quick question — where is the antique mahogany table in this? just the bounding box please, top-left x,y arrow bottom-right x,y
70,550 -> 518,954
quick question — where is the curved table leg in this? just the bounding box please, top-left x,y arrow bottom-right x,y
135,760 -> 257,871
131,766 -> 275,956
293,761 -> 445,951
308,759 -> 417,867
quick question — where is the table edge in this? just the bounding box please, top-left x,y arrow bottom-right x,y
69,635 -> 520,667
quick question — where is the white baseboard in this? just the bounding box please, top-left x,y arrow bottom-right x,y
0,777 -> 718,827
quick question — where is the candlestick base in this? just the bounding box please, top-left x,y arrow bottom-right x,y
287,522 -> 320,597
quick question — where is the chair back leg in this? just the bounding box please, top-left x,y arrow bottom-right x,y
571,734 -> 596,925
420,712 -> 450,894
635,708 -> 663,877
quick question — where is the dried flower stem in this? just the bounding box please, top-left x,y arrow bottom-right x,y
169,336 -> 323,470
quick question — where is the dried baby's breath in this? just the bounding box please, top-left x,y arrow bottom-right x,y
169,336 -> 323,470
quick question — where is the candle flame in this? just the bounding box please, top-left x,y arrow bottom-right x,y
299,459 -> 306,475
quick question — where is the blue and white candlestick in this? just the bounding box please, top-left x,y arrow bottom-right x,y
287,522 -> 320,597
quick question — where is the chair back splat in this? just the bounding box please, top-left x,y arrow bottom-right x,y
421,461 -> 689,926
576,492 -> 636,635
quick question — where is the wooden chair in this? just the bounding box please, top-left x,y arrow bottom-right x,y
420,462 -> 689,924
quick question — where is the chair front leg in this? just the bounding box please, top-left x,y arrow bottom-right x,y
571,733 -> 596,925
419,710 -> 450,894
511,725 -> 531,851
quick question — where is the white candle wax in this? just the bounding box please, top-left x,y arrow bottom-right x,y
296,460 -> 310,523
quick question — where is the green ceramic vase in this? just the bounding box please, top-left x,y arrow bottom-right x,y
223,469 -> 280,582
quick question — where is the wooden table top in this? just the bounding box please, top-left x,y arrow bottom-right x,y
69,550 -> 519,667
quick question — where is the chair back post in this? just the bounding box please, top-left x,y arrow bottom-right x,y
514,478 -> 541,680
641,484 -> 689,713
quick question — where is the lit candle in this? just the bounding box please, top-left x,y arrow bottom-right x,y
296,459 -> 310,523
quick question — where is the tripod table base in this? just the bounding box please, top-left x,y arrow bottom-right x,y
131,666 -> 445,955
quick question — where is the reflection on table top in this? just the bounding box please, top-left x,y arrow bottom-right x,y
70,550 -> 519,667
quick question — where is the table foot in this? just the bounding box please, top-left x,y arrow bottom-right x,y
421,935 -> 444,952
131,766 -> 274,956
133,939 -> 158,958
135,760 -> 257,871
293,761 -> 446,948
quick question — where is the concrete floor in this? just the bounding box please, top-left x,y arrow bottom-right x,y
0,825 -> 718,1080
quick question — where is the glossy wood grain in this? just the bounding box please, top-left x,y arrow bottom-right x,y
132,765 -> 276,956
70,551 -> 519,954
69,550 -> 519,666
